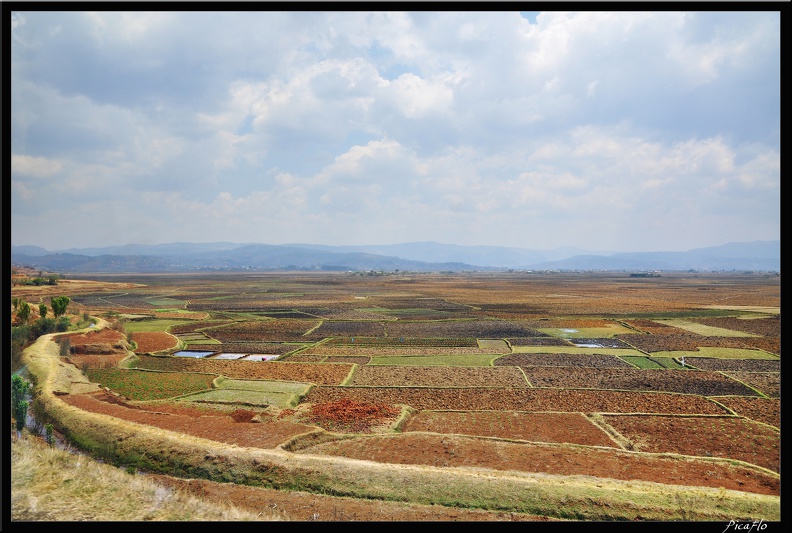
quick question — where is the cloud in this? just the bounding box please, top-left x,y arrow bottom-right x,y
10,10 -> 779,252
11,154 -> 64,178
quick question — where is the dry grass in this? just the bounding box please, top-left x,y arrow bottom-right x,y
11,433 -> 282,521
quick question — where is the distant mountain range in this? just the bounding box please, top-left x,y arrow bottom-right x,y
10,240 -> 780,273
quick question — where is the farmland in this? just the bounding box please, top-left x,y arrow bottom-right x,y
15,270 -> 781,521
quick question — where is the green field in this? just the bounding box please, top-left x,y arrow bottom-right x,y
369,354 -> 501,366
649,347 -> 780,360
619,356 -> 687,369
215,377 -> 310,395
511,345 -> 647,357
124,319 -> 198,333
653,319 -> 761,337
145,297 -> 188,307
85,369 -> 216,400
180,389 -> 298,407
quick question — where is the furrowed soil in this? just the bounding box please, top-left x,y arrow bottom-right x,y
58,388 -> 779,496
129,331 -> 180,353
13,271 -> 781,521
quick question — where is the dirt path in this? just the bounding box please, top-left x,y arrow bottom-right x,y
144,473 -> 556,521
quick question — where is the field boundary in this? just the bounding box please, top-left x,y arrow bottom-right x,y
22,331 -> 780,521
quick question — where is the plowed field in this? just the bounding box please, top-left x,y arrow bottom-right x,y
714,397 -> 780,428
293,433 -> 779,496
600,415 -> 780,473
402,411 -> 618,447
520,367 -> 760,396
304,386 -> 728,414
135,355 -> 353,385
495,352 -> 635,368
129,331 -> 180,353
16,271 -> 780,521
348,366 -> 529,387
57,390 -> 780,497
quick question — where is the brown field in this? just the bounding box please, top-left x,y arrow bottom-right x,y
303,386 -> 729,414
135,355 -> 354,385
689,316 -> 780,337
300,344 -> 497,356
402,411 -> 619,447
720,371 -> 780,398
62,328 -> 127,345
55,389 -> 780,498
714,397 -> 780,428
292,433 -> 779,496
520,367 -> 761,396
13,271 -> 781,520
347,366 -> 530,387
186,342 -> 298,356
617,332 -> 780,354
600,415 -> 780,473
129,331 -> 180,353
495,352 -> 636,368
684,358 -> 780,372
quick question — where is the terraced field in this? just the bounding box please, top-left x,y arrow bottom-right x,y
17,270 -> 781,521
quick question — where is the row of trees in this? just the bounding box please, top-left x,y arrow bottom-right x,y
12,296 -> 70,322
14,276 -> 60,286
12,372 -> 55,445
10,296 -> 72,373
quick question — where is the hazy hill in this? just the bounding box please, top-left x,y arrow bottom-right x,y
10,240 -> 780,273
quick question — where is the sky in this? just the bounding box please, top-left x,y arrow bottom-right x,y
9,10 -> 781,253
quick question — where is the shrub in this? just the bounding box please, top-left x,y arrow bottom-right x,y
12,374 -> 31,436
31,317 -> 57,337
59,337 -> 72,357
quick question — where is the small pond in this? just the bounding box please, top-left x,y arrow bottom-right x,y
242,354 -> 279,361
173,350 -> 214,358
212,353 -> 247,360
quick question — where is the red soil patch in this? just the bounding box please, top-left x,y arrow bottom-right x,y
715,397 -> 780,428
135,355 -> 353,385
348,366 -> 529,387
296,433 -> 779,496
305,386 -> 728,414
59,328 -> 130,356
59,390 -> 780,498
307,397 -> 400,433
62,328 -> 126,345
601,415 -> 780,473
61,392 -> 316,449
129,331 -> 179,354
403,411 -> 619,448
146,474 -> 554,521
721,371 -> 780,398
64,354 -> 130,370
520,367 -> 760,396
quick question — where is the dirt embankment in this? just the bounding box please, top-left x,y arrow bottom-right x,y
19,322 -> 781,521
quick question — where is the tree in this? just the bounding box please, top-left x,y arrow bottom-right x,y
15,400 -> 29,436
12,374 -> 30,433
39,303 -> 48,319
51,296 -> 70,318
17,301 -> 31,323
56,316 -> 71,332
32,317 -> 57,337
59,337 -> 72,357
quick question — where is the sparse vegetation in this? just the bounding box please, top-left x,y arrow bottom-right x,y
11,434 -> 281,521
12,270 -> 780,521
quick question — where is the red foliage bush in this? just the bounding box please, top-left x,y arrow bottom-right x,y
307,397 -> 399,433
